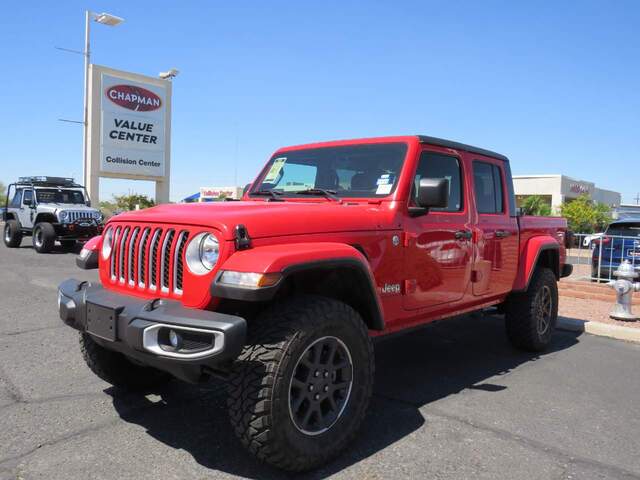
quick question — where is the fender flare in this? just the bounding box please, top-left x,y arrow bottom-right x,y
211,242 -> 385,330
513,236 -> 560,292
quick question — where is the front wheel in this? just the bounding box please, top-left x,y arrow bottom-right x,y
504,267 -> 558,352
32,222 -> 56,253
227,296 -> 374,472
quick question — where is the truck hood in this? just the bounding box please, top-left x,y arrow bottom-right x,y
109,201 -> 400,240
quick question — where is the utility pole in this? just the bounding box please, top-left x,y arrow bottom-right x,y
634,193 -> 640,205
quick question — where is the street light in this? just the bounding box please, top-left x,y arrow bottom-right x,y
82,10 -> 124,191
159,68 -> 180,80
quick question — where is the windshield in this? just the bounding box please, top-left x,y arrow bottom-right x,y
606,223 -> 640,237
35,188 -> 85,204
252,143 -> 408,198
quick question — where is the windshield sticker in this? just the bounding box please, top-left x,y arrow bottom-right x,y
376,174 -> 394,186
264,157 -> 286,183
376,183 -> 393,195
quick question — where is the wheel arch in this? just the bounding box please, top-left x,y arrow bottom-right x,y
513,236 -> 560,292
212,243 -> 385,331
34,213 -> 57,225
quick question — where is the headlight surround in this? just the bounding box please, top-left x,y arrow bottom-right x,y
92,211 -> 103,221
101,227 -> 113,259
58,211 -> 69,223
185,233 -> 220,275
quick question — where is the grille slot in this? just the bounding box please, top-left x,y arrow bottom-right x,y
173,231 -> 189,294
160,229 -> 176,292
149,229 -> 163,291
127,227 -> 140,286
110,227 -> 121,280
118,227 -> 130,283
137,228 -> 151,287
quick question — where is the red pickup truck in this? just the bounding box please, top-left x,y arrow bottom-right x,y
58,135 -> 571,471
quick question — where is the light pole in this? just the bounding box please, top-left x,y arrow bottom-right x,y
82,11 -> 124,194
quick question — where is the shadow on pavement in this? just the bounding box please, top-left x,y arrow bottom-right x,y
108,312 -> 581,479
16,242 -> 84,255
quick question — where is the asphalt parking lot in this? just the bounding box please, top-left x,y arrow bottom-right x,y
1,239 -> 639,480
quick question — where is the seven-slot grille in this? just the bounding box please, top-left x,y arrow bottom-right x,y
64,210 -> 94,222
108,225 -> 190,296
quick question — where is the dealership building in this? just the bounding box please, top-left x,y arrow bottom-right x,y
513,175 -> 621,214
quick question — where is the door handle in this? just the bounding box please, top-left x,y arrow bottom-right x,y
454,230 -> 472,240
495,230 -> 511,238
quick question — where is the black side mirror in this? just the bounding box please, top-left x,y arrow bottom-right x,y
86,200 -> 92,207
410,177 -> 449,216
23,198 -> 32,207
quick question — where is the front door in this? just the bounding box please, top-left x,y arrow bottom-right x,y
18,189 -> 35,229
471,160 -> 518,296
403,150 -> 473,309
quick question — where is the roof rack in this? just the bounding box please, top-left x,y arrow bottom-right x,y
16,176 -> 83,188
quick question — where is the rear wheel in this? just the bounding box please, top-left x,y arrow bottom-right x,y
32,222 -> 56,253
227,296 -> 374,472
3,220 -> 22,247
80,333 -> 171,390
505,267 -> 558,352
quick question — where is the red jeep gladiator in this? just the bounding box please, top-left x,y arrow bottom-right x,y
58,135 -> 571,471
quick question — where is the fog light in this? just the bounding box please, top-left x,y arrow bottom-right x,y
169,330 -> 180,348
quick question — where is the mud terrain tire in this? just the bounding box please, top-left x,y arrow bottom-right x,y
3,220 -> 22,247
505,267 -> 558,352
227,295 -> 374,472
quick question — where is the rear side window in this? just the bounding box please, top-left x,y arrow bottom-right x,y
10,189 -> 22,208
413,152 -> 463,212
473,161 -> 504,214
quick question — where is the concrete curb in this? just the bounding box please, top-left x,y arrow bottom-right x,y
557,317 -> 640,343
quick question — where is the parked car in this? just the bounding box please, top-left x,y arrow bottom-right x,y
3,176 -> 103,253
591,220 -> 640,279
57,135 -> 571,471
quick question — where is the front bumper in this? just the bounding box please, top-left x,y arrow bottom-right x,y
58,279 -> 246,383
54,221 -> 103,240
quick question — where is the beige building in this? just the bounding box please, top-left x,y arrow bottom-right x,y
513,175 -> 621,214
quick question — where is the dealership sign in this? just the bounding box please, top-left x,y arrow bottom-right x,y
99,73 -> 168,178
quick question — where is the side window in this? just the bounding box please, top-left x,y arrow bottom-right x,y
412,151 -> 463,212
22,190 -> 33,206
10,189 -> 23,208
473,161 -> 504,214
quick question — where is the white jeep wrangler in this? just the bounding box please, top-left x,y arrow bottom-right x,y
3,177 -> 103,253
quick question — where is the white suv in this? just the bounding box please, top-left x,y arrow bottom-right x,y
3,176 -> 103,253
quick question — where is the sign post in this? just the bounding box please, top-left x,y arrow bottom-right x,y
86,64 -> 172,204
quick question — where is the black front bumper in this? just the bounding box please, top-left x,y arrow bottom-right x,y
58,279 -> 246,383
54,221 -> 103,240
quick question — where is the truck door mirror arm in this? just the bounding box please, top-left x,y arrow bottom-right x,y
409,177 -> 449,217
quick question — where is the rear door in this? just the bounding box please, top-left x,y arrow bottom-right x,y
471,159 -> 518,296
403,149 -> 473,309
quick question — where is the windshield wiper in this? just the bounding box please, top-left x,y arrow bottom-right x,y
294,188 -> 341,202
249,189 -> 284,201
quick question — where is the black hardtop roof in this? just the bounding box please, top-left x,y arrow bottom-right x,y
609,219 -> 640,226
417,135 -> 509,162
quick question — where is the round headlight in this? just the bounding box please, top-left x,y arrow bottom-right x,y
59,211 -> 68,222
93,211 -> 103,221
185,233 -> 220,275
101,227 -> 113,259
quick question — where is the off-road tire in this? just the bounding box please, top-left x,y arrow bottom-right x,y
79,332 -> 171,390
3,220 -> 22,247
32,222 -> 56,253
505,267 -> 558,352
227,295 -> 374,472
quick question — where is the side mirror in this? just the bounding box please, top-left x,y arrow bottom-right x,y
410,178 -> 449,216
243,183 -> 252,196
86,200 -> 92,207
23,198 -> 32,207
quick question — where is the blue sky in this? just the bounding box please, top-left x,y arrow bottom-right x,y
1,1 -> 639,203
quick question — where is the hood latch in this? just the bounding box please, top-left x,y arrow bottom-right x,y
234,224 -> 251,251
